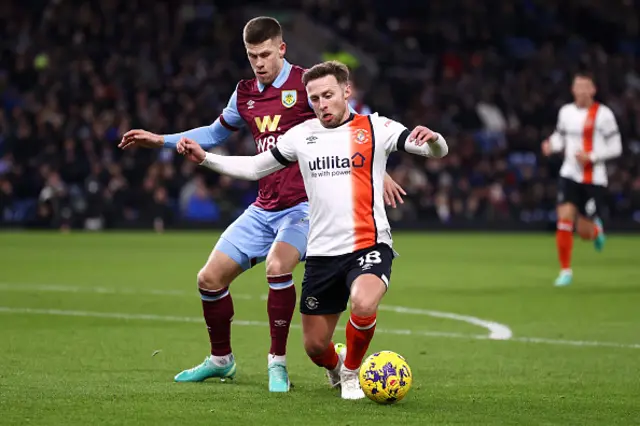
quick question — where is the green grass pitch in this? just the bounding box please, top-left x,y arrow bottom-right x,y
0,231 -> 639,425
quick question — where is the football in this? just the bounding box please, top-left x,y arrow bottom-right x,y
359,351 -> 412,404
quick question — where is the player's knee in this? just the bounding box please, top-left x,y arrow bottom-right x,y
197,268 -> 227,291
350,295 -> 378,318
303,336 -> 330,359
557,204 -> 576,221
265,257 -> 294,277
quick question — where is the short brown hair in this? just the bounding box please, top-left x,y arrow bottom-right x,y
574,71 -> 595,82
302,61 -> 350,86
243,17 -> 282,45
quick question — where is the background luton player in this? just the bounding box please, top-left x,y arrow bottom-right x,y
118,17 -> 405,392
176,61 -> 448,399
542,72 -> 622,287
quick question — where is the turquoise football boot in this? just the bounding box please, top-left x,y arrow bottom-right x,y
174,355 -> 236,382
554,270 -> 573,287
593,217 -> 606,252
268,362 -> 291,392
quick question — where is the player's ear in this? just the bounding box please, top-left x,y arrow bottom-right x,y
344,83 -> 352,100
279,41 -> 286,59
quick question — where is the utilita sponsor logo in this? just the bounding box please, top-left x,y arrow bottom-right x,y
308,153 -> 366,177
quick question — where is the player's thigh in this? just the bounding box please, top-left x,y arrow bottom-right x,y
270,202 -> 309,263
215,205 -> 275,271
198,248 -> 245,291
346,244 -> 394,316
301,313 -> 341,356
582,184 -> 606,220
266,241 -> 303,278
556,178 -> 580,220
299,255 -> 350,316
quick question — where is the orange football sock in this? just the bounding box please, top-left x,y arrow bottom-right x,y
344,313 -> 377,371
556,219 -> 574,269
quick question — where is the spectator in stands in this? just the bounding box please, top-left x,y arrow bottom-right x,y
0,0 -> 638,231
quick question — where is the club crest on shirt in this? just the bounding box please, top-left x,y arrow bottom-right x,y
281,90 -> 297,108
353,128 -> 370,144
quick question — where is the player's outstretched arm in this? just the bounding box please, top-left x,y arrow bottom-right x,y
163,87 -> 245,149
119,121 -> 233,151
402,126 -> 449,158
162,118 -> 235,149
177,138 -> 285,181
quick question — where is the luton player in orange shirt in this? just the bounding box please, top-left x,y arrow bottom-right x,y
542,72 -> 622,286
178,61 -> 448,399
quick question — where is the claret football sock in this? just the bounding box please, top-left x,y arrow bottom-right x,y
267,273 -> 296,358
199,286 -> 234,356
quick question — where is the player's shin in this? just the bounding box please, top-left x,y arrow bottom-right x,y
556,219 -> 574,271
576,218 -> 600,241
344,313 -> 377,370
174,286 -> 237,382
345,275 -> 386,371
308,341 -> 340,370
266,273 -> 296,363
199,287 -> 234,362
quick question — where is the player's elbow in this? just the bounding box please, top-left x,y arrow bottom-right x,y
435,142 -> 449,158
429,137 -> 448,159
612,140 -> 623,158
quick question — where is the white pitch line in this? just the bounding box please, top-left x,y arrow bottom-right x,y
0,282 -> 512,339
378,305 -> 512,340
510,336 -> 640,349
0,307 -> 478,341
0,283 -> 255,299
1,306 -> 638,350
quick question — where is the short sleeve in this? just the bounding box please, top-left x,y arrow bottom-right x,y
220,85 -> 245,130
370,113 -> 410,154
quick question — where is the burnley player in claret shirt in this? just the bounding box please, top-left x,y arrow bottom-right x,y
118,17 -> 406,392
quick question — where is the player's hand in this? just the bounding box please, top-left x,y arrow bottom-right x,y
177,137 -> 206,164
118,129 -> 164,150
541,140 -> 552,156
383,174 -> 406,208
409,126 -> 438,146
575,150 -> 591,165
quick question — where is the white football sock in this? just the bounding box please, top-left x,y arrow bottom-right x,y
209,354 -> 233,367
268,354 -> 286,366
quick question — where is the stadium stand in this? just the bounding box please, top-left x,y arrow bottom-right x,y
1,0 -> 638,230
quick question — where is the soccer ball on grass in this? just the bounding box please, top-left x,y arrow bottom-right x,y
358,350 -> 412,404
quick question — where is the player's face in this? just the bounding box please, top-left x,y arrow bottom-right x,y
306,75 -> 352,129
571,76 -> 596,107
245,38 -> 286,85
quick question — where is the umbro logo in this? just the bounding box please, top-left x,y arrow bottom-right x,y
247,100 -> 255,110
306,136 -> 318,144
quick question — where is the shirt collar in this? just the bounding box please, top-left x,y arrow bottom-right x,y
257,59 -> 292,92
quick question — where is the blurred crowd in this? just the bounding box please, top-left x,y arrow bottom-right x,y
1,0 -> 639,230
